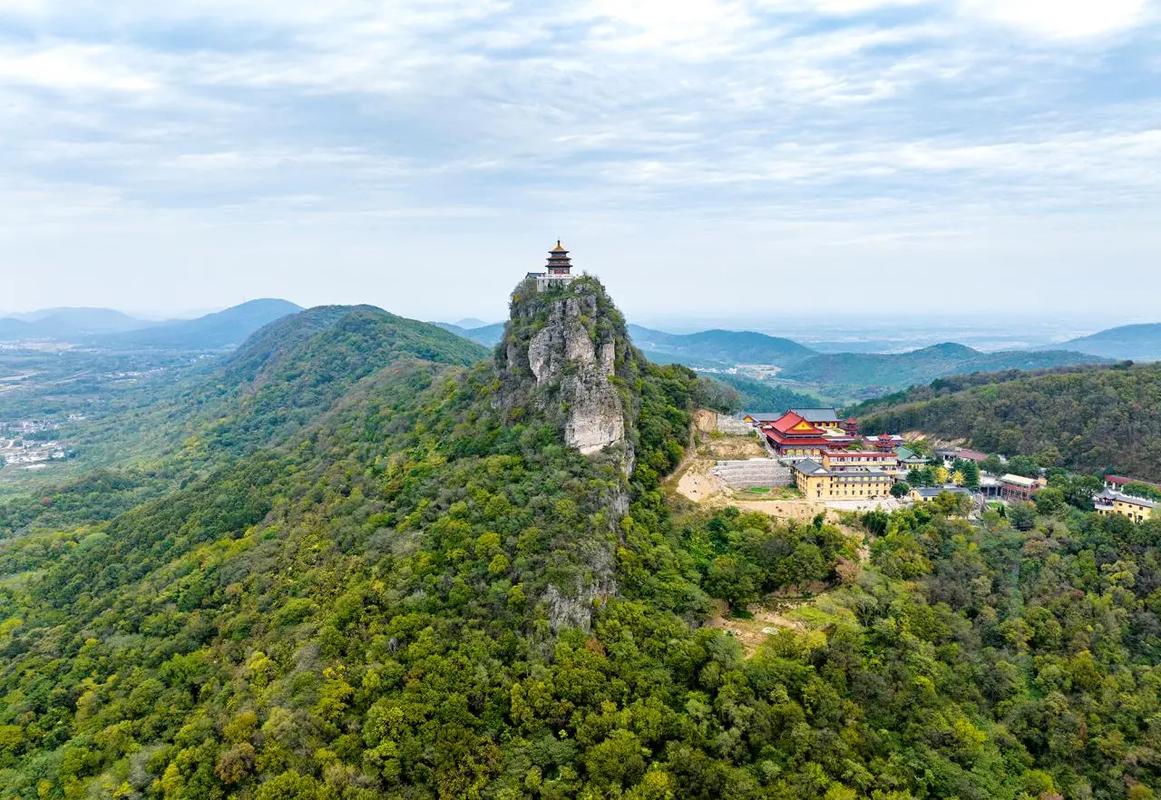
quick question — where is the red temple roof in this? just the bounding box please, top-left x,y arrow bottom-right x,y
764,430 -> 833,448
768,411 -> 825,436
1106,475 -> 1159,488
769,411 -> 805,433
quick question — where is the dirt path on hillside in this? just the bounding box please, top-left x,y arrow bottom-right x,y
667,416 -> 767,505
705,599 -> 810,656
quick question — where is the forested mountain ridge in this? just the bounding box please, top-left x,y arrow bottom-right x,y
857,362 -> 1161,478
0,306 -> 487,541
1,281 -> 1160,799
782,342 -> 1107,397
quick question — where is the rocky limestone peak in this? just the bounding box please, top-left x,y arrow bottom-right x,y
497,275 -> 637,471
494,275 -> 642,631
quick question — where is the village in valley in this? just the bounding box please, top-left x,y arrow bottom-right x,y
673,405 -> 1157,524
0,417 -> 74,471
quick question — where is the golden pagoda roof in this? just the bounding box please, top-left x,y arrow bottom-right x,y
550,240 -> 567,252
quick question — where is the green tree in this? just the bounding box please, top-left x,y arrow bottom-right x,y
1033,486 -> 1066,515
1009,502 -> 1037,531
704,555 -> 758,609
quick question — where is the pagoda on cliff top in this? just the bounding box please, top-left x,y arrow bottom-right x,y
528,240 -> 577,290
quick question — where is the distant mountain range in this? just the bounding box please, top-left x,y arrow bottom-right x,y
9,302 -> 1148,394
102,299 -> 303,350
0,307 -> 152,339
1053,323 -> 1161,362
778,342 -> 1108,396
625,324 -> 814,368
434,321 -> 505,347
436,319 -> 1111,399
0,299 -> 302,350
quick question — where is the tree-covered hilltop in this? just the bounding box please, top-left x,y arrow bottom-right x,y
856,362 -> 1161,478
1,282 -> 1160,799
0,306 -> 488,541
780,342 -> 1106,399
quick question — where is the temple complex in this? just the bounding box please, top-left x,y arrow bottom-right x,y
759,410 -> 856,457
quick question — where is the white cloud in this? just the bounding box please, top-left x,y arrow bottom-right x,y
757,0 -> 926,14
0,44 -> 157,92
959,0 -> 1150,39
0,0 -> 1159,315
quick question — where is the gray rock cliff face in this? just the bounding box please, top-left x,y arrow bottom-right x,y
503,284 -> 631,465
527,297 -> 625,456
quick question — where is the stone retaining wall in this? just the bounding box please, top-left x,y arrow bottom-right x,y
712,458 -> 793,489
714,414 -> 755,435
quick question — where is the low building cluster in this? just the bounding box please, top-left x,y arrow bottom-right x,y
739,408 -> 1158,520
1095,476 -> 1157,522
0,418 -> 70,468
792,449 -> 897,500
745,408 -> 908,501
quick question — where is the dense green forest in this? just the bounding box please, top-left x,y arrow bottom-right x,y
856,363 -> 1161,479
1,287 -> 1159,799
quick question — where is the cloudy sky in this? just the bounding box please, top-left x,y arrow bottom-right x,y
1,0 -> 1159,324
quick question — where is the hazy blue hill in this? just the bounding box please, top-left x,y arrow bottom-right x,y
627,324 -> 816,366
857,362 -> 1161,477
709,372 -> 826,412
781,342 -> 1105,396
1057,322 -> 1161,361
638,348 -> 732,370
464,321 -> 505,346
102,298 -> 302,350
0,307 -> 151,340
437,320 -> 505,347
0,318 -> 33,339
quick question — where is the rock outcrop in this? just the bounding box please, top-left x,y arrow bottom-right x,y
494,275 -> 643,631
498,276 -> 635,470
527,295 -> 624,455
